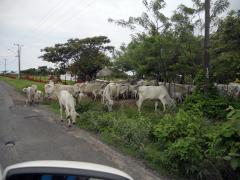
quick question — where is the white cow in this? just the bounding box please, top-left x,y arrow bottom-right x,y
51,85 -> 79,127
45,83 -> 74,99
73,81 -> 107,100
215,83 -> 240,98
58,90 -> 79,127
22,85 -> 38,105
136,86 -> 175,112
119,84 -> 129,99
34,90 -> 43,104
102,83 -> 120,111
129,85 -> 139,99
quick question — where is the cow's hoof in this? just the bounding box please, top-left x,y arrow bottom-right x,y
61,119 -> 63,122
68,124 -> 72,128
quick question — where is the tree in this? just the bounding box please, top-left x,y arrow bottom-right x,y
68,36 -> 114,81
108,0 -> 170,36
211,10 -> 240,83
38,66 -> 48,76
171,4 -> 203,82
21,68 -> 38,75
40,43 -> 72,76
40,36 -> 114,81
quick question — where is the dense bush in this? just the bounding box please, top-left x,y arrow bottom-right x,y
75,93 -> 240,179
207,107 -> 240,174
79,109 -> 152,150
153,110 -> 208,176
109,114 -> 152,149
182,93 -> 240,120
152,107 -> 240,179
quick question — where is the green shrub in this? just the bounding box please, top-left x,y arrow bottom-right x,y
163,137 -> 204,175
79,109 -> 152,150
207,107 -> 240,174
110,115 -> 152,150
153,110 -> 208,176
79,110 -> 115,132
182,93 -> 240,120
154,110 -> 207,143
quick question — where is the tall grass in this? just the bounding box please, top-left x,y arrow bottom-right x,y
0,76 -> 45,92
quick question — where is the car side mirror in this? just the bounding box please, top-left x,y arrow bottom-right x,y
1,161 -> 133,180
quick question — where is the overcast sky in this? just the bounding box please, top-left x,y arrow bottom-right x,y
0,0 -> 239,72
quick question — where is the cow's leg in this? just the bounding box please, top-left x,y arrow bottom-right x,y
162,101 -> 166,112
65,106 -> 70,120
59,102 -> 64,122
65,106 -> 72,127
93,91 -> 97,101
136,98 -> 143,113
59,107 -> 63,121
155,101 -> 158,111
159,97 -> 166,112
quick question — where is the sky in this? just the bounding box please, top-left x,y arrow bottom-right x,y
0,0 -> 239,73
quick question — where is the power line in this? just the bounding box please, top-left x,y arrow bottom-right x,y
28,0 -> 67,36
28,0 -> 83,42
27,1 -> 89,44
34,0 -> 95,44
0,55 -> 15,57
49,0 -> 96,33
43,0 -> 90,32
7,59 -> 17,65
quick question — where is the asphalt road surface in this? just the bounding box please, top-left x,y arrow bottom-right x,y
0,81 -> 166,180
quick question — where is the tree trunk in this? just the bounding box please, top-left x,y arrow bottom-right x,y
204,0 -> 210,95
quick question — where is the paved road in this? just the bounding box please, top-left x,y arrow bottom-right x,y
0,81 -> 165,180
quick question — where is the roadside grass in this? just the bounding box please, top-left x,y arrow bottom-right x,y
0,76 -> 45,92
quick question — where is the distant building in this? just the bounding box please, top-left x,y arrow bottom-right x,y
60,73 -> 77,81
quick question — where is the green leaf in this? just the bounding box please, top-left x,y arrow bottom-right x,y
230,158 -> 240,170
223,156 -> 232,161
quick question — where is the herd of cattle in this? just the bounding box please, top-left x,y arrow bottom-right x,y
22,79 -> 240,127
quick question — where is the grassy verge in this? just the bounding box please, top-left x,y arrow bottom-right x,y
0,76 -> 45,92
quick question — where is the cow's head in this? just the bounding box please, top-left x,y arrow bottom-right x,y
44,84 -> 54,99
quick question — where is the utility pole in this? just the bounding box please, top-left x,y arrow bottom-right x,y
4,58 -> 7,74
14,44 -> 23,79
204,0 -> 210,95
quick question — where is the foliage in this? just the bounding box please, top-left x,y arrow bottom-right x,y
109,115 -> 152,149
0,76 -> 45,92
114,32 -> 202,81
21,66 -> 54,76
153,110 -> 207,176
211,10 -> 240,83
206,107 -> 240,178
79,108 -> 152,150
182,92 -> 240,120
108,0 -> 170,35
40,36 -> 114,81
